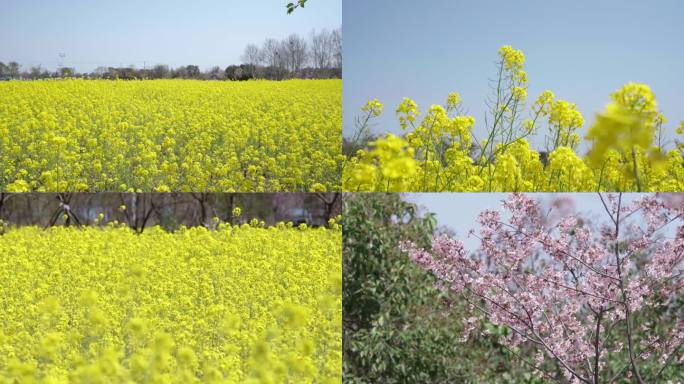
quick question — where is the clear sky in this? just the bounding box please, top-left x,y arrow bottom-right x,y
0,0 -> 341,72
409,193 -> 645,249
343,0 -> 683,151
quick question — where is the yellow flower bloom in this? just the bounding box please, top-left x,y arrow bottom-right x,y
0,224 -> 342,382
0,79 -> 342,192
343,47 -> 683,192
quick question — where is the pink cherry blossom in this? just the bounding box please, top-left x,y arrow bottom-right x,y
402,193 -> 683,383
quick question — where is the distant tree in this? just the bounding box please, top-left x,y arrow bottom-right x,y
310,29 -> 332,69
241,44 -> 261,66
91,67 -> 107,78
240,64 -> 256,80
151,64 -> 170,79
121,67 -> 137,79
260,65 -> 287,81
8,62 -> 20,78
59,67 -> 74,78
206,66 -> 224,80
185,65 -> 200,79
283,33 -> 308,73
331,28 -> 342,69
234,67 -> 245,80
172,66 -> 188,79
260,38 -> 281,68
225,65 -> 255,81
28,66 -> 43,80
0,24 -> 341,82
100,67 -> 115,80
224,65 -> 237,81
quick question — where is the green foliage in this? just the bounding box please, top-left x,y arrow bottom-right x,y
342,193 -> 534,383
287,0 -> 307,14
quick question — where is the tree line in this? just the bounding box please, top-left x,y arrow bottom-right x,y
0,28 -> 340,81
238,27 -> 341,80
0,193 -> 341,233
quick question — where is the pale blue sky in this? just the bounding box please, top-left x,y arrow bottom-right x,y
0,0 -> 341,72
343,0 -> 683,151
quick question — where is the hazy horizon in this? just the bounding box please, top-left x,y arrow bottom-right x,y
0,0 -> 341,72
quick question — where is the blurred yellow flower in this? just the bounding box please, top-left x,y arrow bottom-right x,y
0,223 -> 342,382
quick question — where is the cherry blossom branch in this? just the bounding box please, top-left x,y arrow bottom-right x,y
498,221 -> 621,283
607,194 -> 645,384
460,292 -> 542,347
607,335 -> 676,383
535,275 -> 623,305
402,193 -> 683,383
469,287 -> 590,382
653,342 -> 683,382
530,325 -> 591,383
593,308 -> 603,384
598,193 -> 618,226
498,342 -> 559,382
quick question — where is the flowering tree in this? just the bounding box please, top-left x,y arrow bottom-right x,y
401,193 -> 684,383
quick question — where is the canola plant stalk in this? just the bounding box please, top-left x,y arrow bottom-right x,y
343,46 -> 684,192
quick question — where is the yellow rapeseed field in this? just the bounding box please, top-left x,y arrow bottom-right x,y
0,79 -> 342,192
0,223 -> 341,383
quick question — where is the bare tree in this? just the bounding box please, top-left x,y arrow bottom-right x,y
206,66 -> 224,80
118,193 -> 163,233
48,194 -> 82,227
8,62 -> 20,78
59,67 -> 74,78
331,28 -> 342,69
261,38 -> 282,68
310,29 -> 332,69
0,193 -> 338,229
25,66 -> 42,80
0,193 -> 10,223
191,193 -> 210,227
241,44 -> 261,66
151,64 -> 170,79
282,34 -> 308,72
314,192 -> 340,221
185,65 -> 200,78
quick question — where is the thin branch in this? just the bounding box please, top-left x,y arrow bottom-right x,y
612,194 -> 645,384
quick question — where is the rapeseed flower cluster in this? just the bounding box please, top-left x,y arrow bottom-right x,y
343,47 -> 684,192
360,99 -> 383,118
498,45 -> 526,84
0,223 -> 341,383
0,79 -> 342,192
